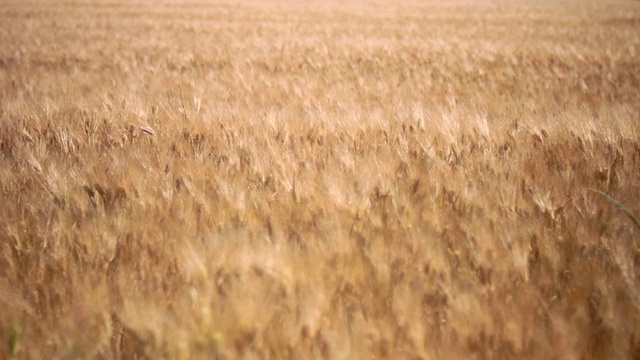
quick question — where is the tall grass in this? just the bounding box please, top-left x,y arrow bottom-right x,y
1,0 -> 640,358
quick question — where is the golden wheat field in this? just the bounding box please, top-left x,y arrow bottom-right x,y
1,0 -> 640,358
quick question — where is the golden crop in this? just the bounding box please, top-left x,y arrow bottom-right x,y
1,0 -> 639,358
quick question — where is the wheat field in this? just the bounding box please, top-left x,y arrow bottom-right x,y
1,0 -> 640,358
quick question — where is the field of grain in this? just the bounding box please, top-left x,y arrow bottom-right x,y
1,0 -> 640,358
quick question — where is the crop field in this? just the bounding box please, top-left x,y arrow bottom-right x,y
1,0 -> 640,358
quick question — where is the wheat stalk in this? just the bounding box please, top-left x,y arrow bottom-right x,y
591,189 -> 640,231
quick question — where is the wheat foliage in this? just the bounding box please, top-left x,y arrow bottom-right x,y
1,0 -> 640,358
